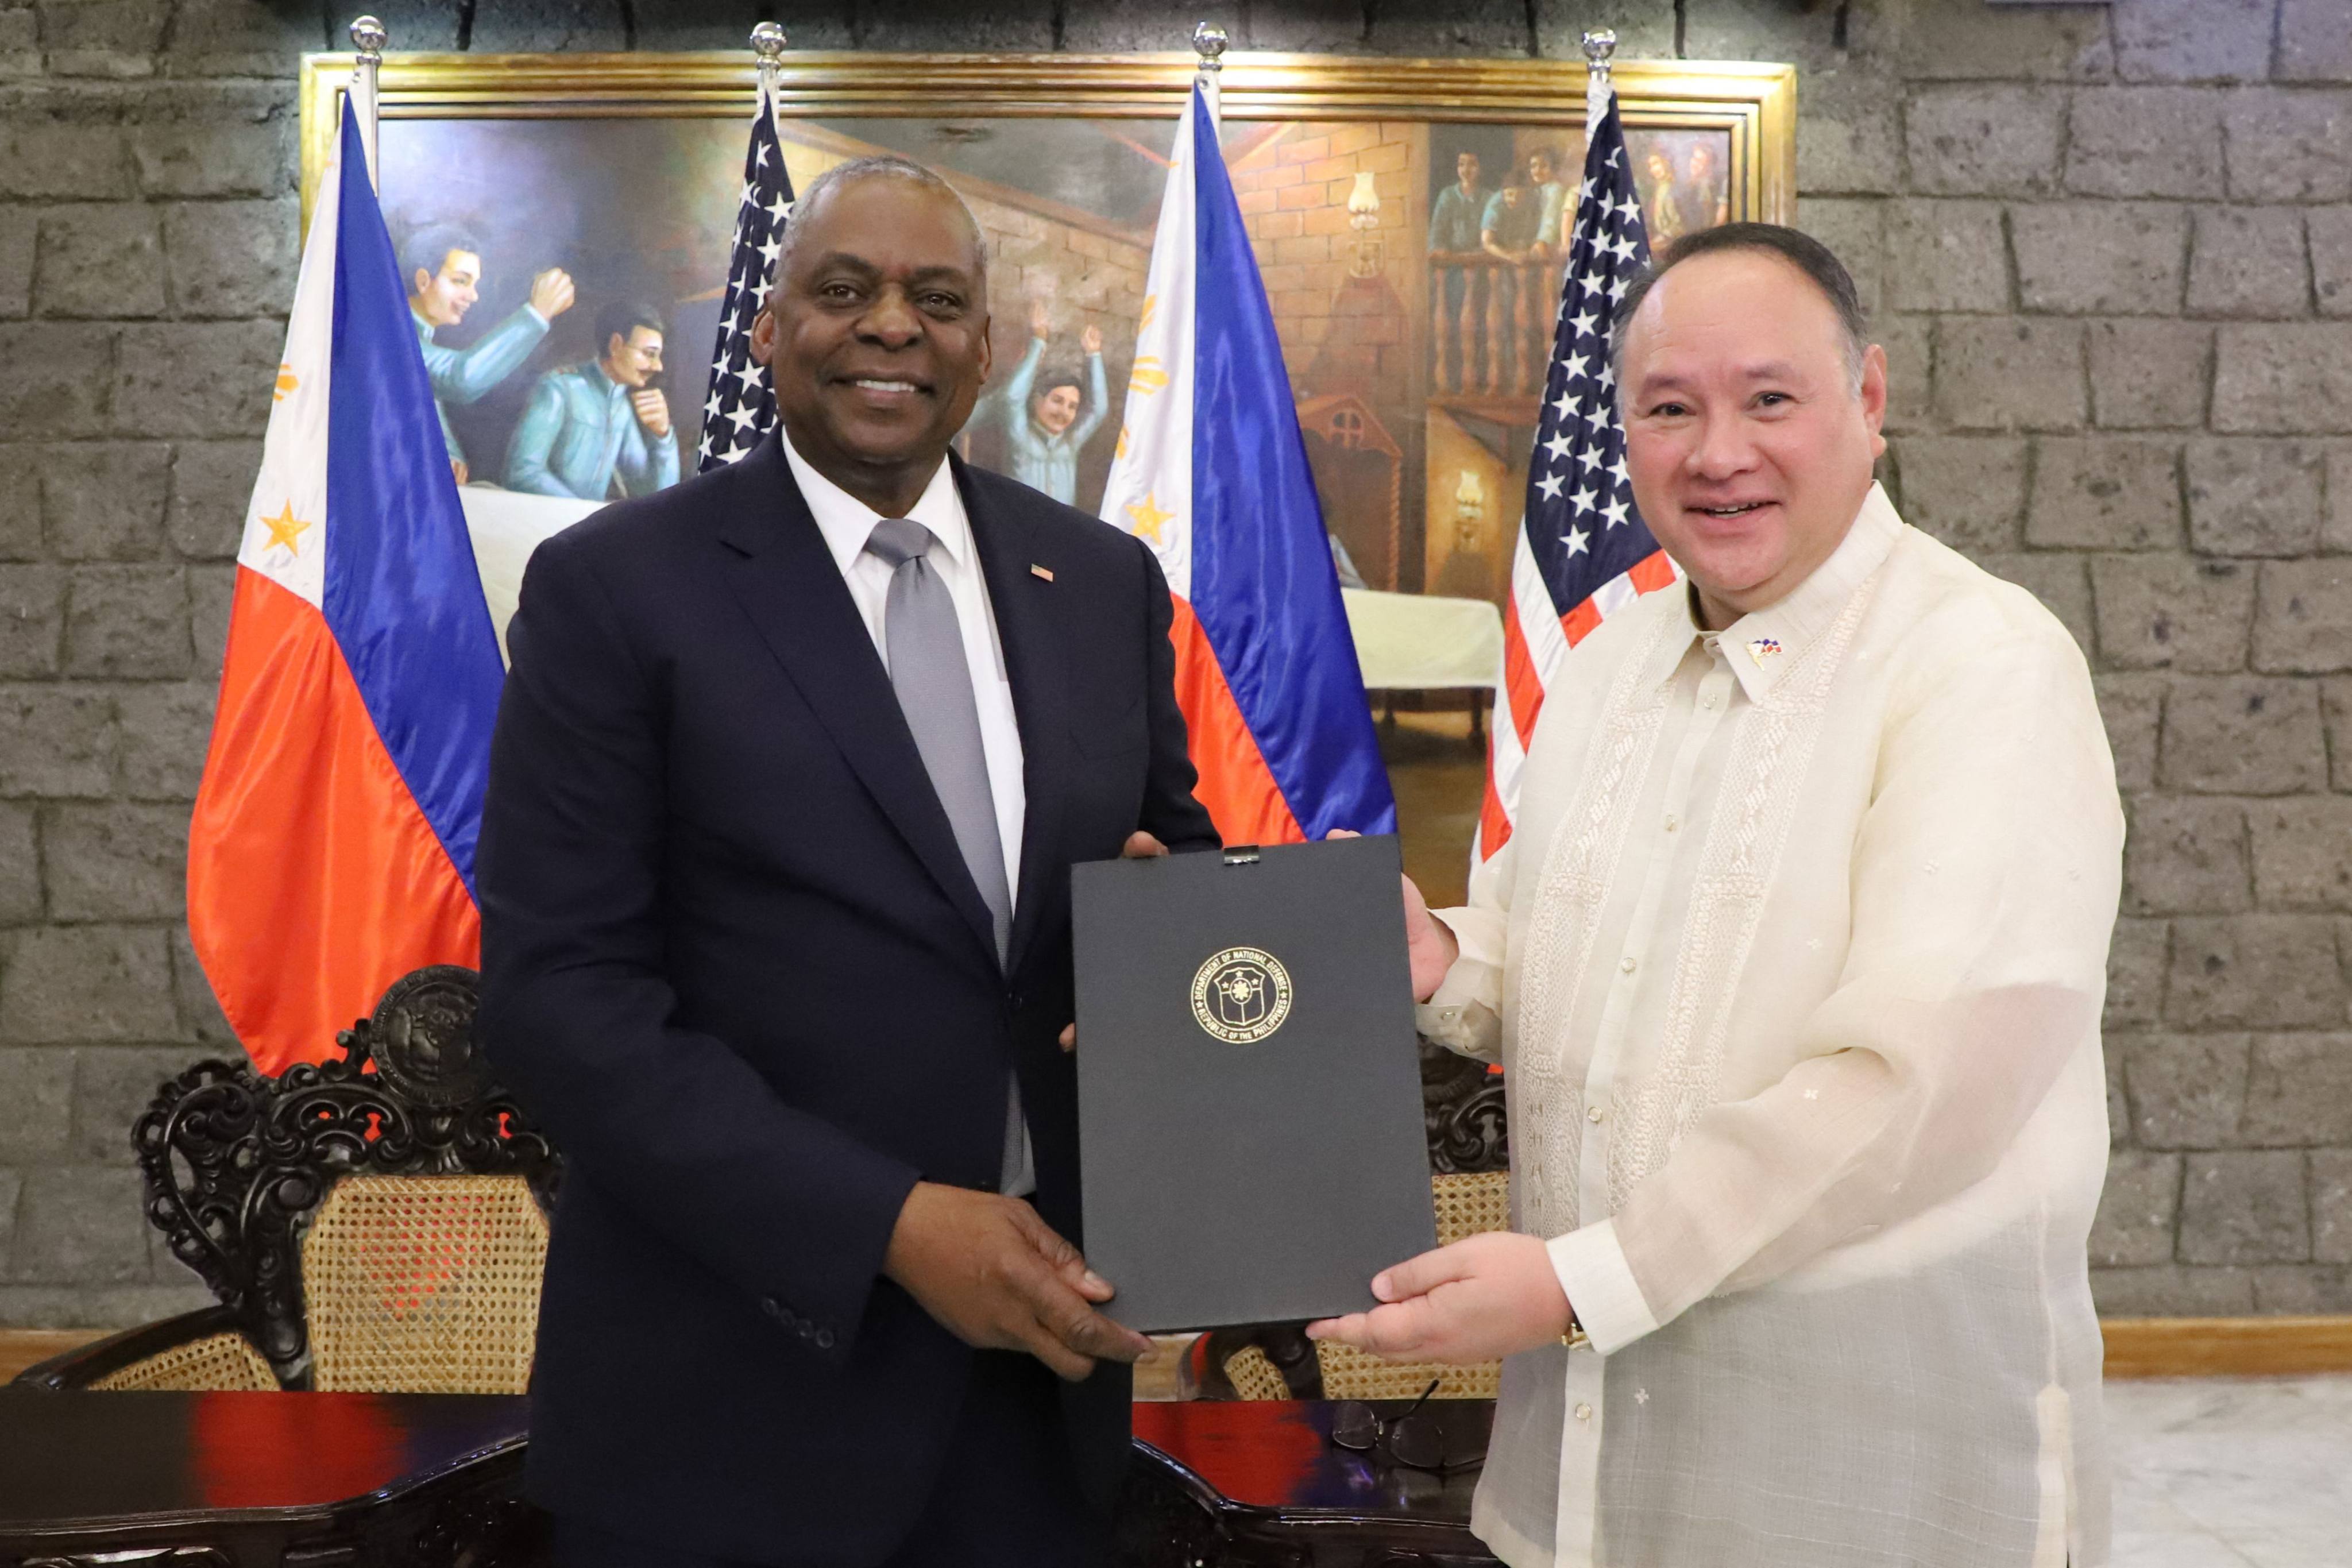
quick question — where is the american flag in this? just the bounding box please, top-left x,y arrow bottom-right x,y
699,86 -> 795,470
1477,93 -> 1681,860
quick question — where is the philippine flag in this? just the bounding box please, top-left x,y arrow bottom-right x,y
1100,84 -> 1395,845
186,104 -> 506,1074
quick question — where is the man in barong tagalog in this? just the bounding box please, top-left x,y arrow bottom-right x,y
1312,224 -> 2122,1568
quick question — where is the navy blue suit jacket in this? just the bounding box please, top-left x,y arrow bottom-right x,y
476,431 -> 1216,1560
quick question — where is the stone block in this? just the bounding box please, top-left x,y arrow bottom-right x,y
2185,438 -> 2327,555
2088,320 -> 2212,430
2280,0 -> 2352,81
0,1168 -> 15,1276
0,1281 -> 214,1330
2223,90 -> 2352,202
2013,202 -> 2187,316
0,924 -> 177,1042
1360,0 -> 1530,54
1790,73 -> 1903,198
129,106 -> 292,199
346,0 -> 464,49
2187,207 -> 2312,319
2250,797 -> 2352,909
2315,1150 -> 2352,1262
71,1044 -> 195,1162
1933,318 -> 2085,432
2090,1263 -> 2255,1314
2067,88 -> 2226,200
854,0 -> 1054,50
2180,1150 -> 2310,1264
0,1046 -> 72,1160
462,0 -> 628,49
1903,86 -> 2065,197
2107,1046 -> 2130,1149
63,566 -> 192,679
2090,1150 -> 2181,1267
2122,1031 -> 2250,1146
2317,209 -> 2352,317
2096,673 -> 2165,793
1795,198 -> 1884,317
2254,560 -> 2352,673
2163,677 -> 2327,795
0,1167 -> 150,1284
33,204 -> 163,320
169,925 -> 234,1047
44,802 -> 186,922
0,800 -> 33,924
115,682 -> 213,801
2168,913 -> 2345,1029
0,684 -> 115,798
2107,916 -> 2169,1028
1887,436 -> 2027,553
160,0 -> 325,76
0,564 -> 64,678
1884,200 -> 2007,314
2331,445 -> 2352,554
1875,314 -> 1933,434
37,442 -> 168,561
2124,796 -> 2251,913
165,441 -> 256,560
1680,0 -> 1882,74
2251,1265 -> 2352,1310
2112,0 -> 2276,83
2026,436 -> 2183,550
187,562 -> 231,679
2214,323 -> 2352,433
1062,0 -> 1243,53
112,320 -> 277,438
2241,1033 -> 2352,1146
0,118 -> 129,200
0,207 -> 32,318
1531,0 -> 1676,59
0,324 -> 115,438
1899,1 -> 2114,81
1980,553 -> 2093,656
2093,557 -> 2253,674
163,202 -> 298,320
2327,678 -> 2352,791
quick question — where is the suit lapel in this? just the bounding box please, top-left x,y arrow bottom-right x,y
957,457 -> 1070,980
713,436 -> 1001,970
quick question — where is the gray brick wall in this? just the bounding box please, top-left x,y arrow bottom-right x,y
0,0 -> 2346,1325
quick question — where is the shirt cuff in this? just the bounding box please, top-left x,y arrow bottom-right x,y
1547,1218 -> 1659,1355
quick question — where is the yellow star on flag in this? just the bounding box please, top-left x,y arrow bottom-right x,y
1125,492 -> 1175,544
260,500 -> 312,553
274,363 -> 299,402
1127,357 -> 1170,396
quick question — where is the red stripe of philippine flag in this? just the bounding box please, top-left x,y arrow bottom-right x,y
187,106 -> 507,1073
1100,85 -> 1395,845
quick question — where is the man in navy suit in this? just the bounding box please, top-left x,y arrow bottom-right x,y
477,156 -> 1218,1566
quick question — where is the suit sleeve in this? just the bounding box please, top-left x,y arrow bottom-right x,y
1134,540 -> 1219,853
476,532 -> 920,1362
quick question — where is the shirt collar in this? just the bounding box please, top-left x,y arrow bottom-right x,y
1678,481 -> 1903,703
779,428 -> 970,579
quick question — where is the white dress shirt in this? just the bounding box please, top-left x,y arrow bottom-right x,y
782,432 -> 1033,1196
1419,486 -> 2123,1567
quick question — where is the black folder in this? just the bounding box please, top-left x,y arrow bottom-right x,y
1072,833 -> 1439,1333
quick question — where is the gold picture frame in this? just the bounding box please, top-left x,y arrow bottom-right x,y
297,47 -> 1793,604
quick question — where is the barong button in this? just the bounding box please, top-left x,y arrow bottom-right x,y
1587,1105 -> 1605,1124
1619,956 -> 1636,974
1575,1403 -> 1593,1423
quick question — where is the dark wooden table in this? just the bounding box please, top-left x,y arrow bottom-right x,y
0,1385 -> 538,1567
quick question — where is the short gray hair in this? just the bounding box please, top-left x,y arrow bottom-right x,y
769,155 -> 988,293
1609,222 -> 1868,404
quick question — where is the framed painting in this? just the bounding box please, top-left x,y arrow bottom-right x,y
298,47 -> 1793,608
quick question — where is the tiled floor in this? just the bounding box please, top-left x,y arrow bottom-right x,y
2110,1376 -> 2352,1566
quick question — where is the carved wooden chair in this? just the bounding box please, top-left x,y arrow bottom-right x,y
1206,1038 -> 1512,1401
17,966 -> 563,1394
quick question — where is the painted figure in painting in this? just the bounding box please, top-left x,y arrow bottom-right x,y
976,298 -> 1107,506
1639,147 -> 1687,245
1524,147 -> 1569,254
1428,150 -> 1490,389
402,223 -> 576,484
1681,140 -> 1732,231
503,301 -> 681,501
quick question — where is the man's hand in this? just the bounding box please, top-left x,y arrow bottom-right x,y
529,268 -> 577,319
883,1181 -> 1152,1380
1060,830 -> 1167,1051
1080,323 -> 1103,356
632,388 -> 672,438
450,458 -> 469,486
1306,1231 -> 1572,1365
1324,829 -> 1457,1001
1028,296 -> 1052,341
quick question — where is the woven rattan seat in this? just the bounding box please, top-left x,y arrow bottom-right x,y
303,1173 -> 550,1395
89,1330 -> 280,1392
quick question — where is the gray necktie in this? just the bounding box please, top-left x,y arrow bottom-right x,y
862,517 -> 1013,961
863,517 -> 1030,1195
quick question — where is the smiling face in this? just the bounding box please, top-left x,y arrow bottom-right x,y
1528,151 -> 1554,186
1456,151 -> 1480,191
1618,248 -> 1887,629
752,172 -> 991,514
1033,379 -> 1082,437
411,250 -> 480,328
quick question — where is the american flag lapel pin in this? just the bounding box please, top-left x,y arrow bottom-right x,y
1031,564 -> 1055,582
